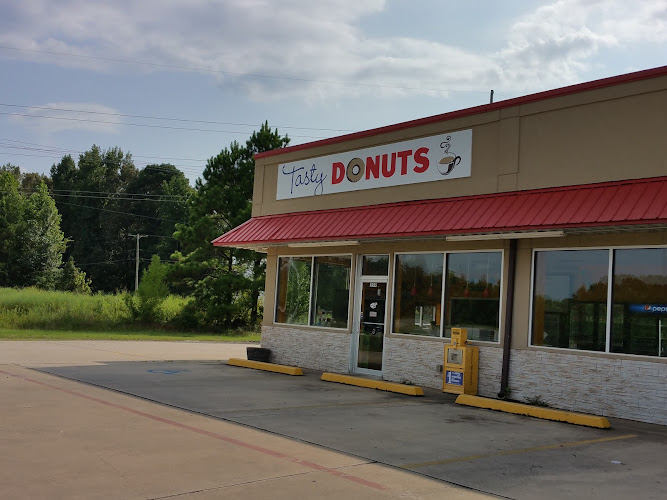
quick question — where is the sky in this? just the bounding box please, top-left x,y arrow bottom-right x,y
1,0 -> 666,185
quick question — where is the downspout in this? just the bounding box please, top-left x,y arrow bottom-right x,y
498,239 -> 517,398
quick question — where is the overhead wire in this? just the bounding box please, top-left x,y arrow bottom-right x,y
0,111 -> 332,138
0,144 -> 206,173
0,103 -> 356,133
16,185 -> 190,200
55,200 -> 186,224
76,260 -> 133,267
0,137 -> 209,162
0,44 -> 493,94
25,191 -> 189,203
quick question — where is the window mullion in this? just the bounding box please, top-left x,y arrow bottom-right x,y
441,253 -> 447,337
306,256 -> 316,326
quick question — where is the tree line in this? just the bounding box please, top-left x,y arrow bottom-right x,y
0,122 -> 289,330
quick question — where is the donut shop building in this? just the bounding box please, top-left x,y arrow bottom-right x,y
214,66 -> 667,425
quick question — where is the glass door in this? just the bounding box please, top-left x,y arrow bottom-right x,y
355,280 -> 387,373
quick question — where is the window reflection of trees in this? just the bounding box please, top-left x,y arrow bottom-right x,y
445,252 -> 502,341
533,248 -> 667,356
311,257 -> 351,328
276,257 -> 311,325
393,254 -> 443,337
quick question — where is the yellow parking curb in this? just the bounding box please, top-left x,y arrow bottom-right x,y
321,373 -> 424,396
227,358 -> 303,376
456,394 -> 610,428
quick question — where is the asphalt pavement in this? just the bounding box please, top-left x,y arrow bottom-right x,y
1,341 -> 665,499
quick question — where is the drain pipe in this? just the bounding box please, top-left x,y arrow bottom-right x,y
498,239 -> 517,398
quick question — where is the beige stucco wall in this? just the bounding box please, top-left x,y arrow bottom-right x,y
252,74 -> 666,217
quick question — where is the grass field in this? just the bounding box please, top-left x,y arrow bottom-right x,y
0,287 -> 260,342
0,327 -> 260,342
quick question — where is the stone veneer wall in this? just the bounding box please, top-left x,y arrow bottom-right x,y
261,326 -> 666,425
261,325 -> 351,373
382,337 -> 503,397
508,350 -> 667,425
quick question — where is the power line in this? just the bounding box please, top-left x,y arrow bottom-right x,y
28,191 -> 188,203
0,103 -> 355,133
0,148 -> 205,173
16,186 -> 189,200
0,44 -> 492,94
75,260 -> 133,267
55,200 -> 185,224
50,189 -> 186,199
0,137 -> 210,162
0,111 -> 329,138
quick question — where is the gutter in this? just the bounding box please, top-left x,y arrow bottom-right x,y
499,239 -> 517,398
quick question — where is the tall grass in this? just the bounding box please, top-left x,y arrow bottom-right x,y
0,288 -> 261,341
0,287 -> 195,332
0,287 -> 132,331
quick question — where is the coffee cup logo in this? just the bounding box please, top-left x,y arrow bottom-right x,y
438,136 -> 462,176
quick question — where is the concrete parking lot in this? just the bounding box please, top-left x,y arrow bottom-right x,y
1,341 -> 666,499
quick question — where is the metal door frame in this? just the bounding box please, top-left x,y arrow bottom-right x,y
351,255 -> 389,375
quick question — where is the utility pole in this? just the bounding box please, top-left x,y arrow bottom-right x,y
127,234 -> 147,291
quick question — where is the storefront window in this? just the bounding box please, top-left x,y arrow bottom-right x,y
361,255 -> 389,276
445,252 -> 502,341
611,248 -> 667,357
311,256 -> 351,328
392,253 -> 443,337
532,250 -> 609,351
275,257 -> 312,325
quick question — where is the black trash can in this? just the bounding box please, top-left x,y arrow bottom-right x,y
246,347 -> 271,362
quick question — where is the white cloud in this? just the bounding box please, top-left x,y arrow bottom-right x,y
8,103 -> 123,135
0,0 -> 665,101
497,0 -> 667,89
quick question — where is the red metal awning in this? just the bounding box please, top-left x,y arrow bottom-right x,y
213,177 -> 667,249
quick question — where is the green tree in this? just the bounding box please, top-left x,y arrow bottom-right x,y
173,122 -> 289,329
119,164 -> 192,268
0,171 -> 23,285
51,149 -> 193,292
59,256 -> 92,294
1,163 -> 21,181
51,147 -> 139,291
0,173 -> 66,288
127,255 -> 170,323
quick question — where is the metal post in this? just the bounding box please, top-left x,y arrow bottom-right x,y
490,89 -> 494,104
127,234 -> 147,291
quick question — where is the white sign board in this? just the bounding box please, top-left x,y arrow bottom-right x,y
276,129 -> 472,200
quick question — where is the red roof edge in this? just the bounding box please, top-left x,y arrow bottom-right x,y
212,176 -> 667,247
239,175 -> 667,221
255,66 -> 667,160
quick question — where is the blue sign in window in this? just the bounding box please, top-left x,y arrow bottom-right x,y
446,370 -> 463,386
629,304 -> 667,314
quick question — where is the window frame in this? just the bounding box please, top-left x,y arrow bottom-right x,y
528,244 -> 667,357
273,253 -> 353,330
390,249 -> 504,342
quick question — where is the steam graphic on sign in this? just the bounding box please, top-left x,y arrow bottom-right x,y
438,136 -> 462,176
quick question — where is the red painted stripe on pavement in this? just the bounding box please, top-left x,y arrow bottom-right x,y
0,368 -> 387,491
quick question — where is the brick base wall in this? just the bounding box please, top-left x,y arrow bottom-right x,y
508,350 -> 667,425
261,326 -> 666,425
261,325 -> 350,373
382,337 -> 503,398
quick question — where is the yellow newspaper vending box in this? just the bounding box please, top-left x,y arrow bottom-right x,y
443,328 -> 479,395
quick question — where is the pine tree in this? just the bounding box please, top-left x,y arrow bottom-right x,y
173,122 -> 289,328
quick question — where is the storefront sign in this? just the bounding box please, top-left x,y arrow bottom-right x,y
276,129 -> 472,200
629,304 -> 667,314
